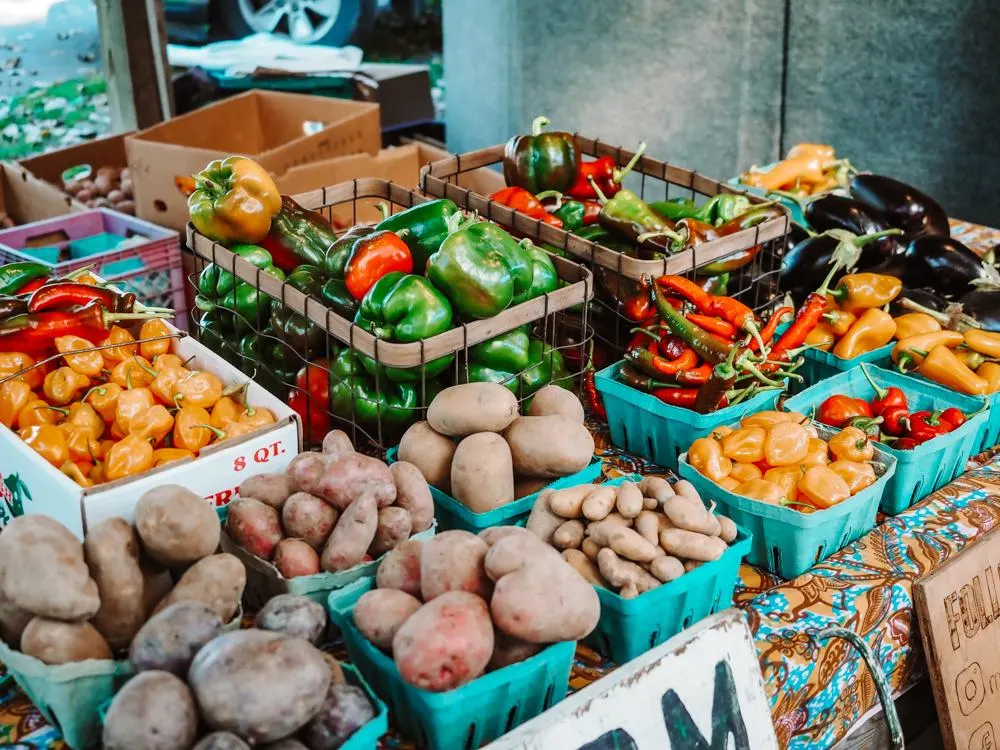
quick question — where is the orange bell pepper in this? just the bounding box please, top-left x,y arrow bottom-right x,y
83,382 -> 122,423
54,335 -> 104,377
104,433 -> 154,482
43,367 -> 90,405
0,378 -> 32,428
721,427 -> 766,463
764,422 -> 810,466
688,437 -> 733,482
735,478 -> 786,505
0,351 -> 42,389
20,423 -> 69,466
138,318 -> 173,359
829,426 -> 875,462
829,460 -> 877,494
173,371 -> 224,409
798,465 -> 851,507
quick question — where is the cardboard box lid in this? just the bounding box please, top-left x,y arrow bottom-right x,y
20,132 -> 132,187
0,162 -> 82,225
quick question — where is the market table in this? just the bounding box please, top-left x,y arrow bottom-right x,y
2,221 -> 997,749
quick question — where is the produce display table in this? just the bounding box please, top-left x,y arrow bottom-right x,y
2,220 -> 997,748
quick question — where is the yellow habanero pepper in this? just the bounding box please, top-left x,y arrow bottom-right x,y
829,426 -> 875,462
20,424 -> 69,467
804,322 -> 836,352
799,466 -> 851,508
188,155 -> 283,245
735,478 -> 786,505
892,313 -> 941,340
54,335 -> 104,377
42,367 -> 90,405
892,330 -> 964,369
721,427 -> 766,463
688,437 -> 733,482
64,402 -> 104,439
111,356 -> 155,389
210,396 -> 241,430
0,378 -> 32,428
829,460 -> 877,494
827,273 -> 903,314
729,462 -> 763,483
963,328 -> 1000,359
832,309 -> 896,360
150,365 -> 190,405
100,326 -> 137,363
917,345 -> 989,396
83,382 -> 122,423
764,422 -> 810,466
0,351 -> 42,389
765,465 -> 807,498
138,318 -> 173,359
152,353 -> 184,371
127,404 -> 175,444
978,362 -> 1000,394
237,405 -> 276,430
151,448 -> 195,467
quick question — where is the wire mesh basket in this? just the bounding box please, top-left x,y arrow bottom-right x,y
420,137 -> 790,361
186,178 -> 594,450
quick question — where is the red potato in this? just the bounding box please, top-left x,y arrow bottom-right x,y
321,494 -> 378,572
273,539 -> 321,578
282,492 -> 338,550
392,592 -> 494,691
353,588 -> 422,650
390,461 -> 434,532
288,452 -> 330,495
321,429 -> 354,460
369,507 -> 412,557
376,540 -> 423,598
238,473 -> 296,510
420,531 -> 492,601
226,497 -> 283,560
314,454 -> 396,511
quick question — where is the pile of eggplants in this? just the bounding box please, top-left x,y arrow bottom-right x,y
781,173 -> 1000,331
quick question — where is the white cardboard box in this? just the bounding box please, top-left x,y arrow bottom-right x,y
0,327 -> 301,539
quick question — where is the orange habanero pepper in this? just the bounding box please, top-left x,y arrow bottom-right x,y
237,405 -> 275,429
17,399 -> 61,429
100,325 -> 137,362
111,356 -> 155,389
43,367 -> 90,405
718,476 -> 741,492
150,365 -> 190,404
64,402 -> 105,439
210,396 -> 240,429
60,460 -> 94,488
138,318 -> 173,359
104,433 -> 154,481
0,378 -> 32,428
741,411 -> 794,429
54,335 -> 104,377
173,405 -> 215,452
173,371 -> 224,409
829,460 -> 877,494
688,437 -> 733,482
798,465 -> 851,508
803,438 -> 830,465
735,478 -> 786,505
114,387 -> 156,435
721,427 -> 766,463
151,448 -> 195,467
20,424 -> 69,466
83,383 -> 122,423
153,353 -> 184,371
62,425 -> 101,462
764,421 -> 810,466
765,465 -> 807,499
128,404 -> 175,443
729,462 -> 763,483
0,351 -> 42,389
828,426 -> 875,462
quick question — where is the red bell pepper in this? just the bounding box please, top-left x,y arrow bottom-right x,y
290,360 -> 333,443
817,394 -> 874,428
939,407 -> 967,430
344,230 -> 413,301
490,187 -> 563,227
566,143 -> 646,201
860,364 -> 908,416
889,436 -> 919,450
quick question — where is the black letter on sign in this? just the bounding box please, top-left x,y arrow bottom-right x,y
576,728 -> 639,750
662,660 -> 751,750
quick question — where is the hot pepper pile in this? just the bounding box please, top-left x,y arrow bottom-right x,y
815,364 -> 970,450
689,410 -> 884,512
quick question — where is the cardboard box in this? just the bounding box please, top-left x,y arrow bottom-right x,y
19,131 -> 131,188
0,161 -> 82,225
356,63 -> 435,131
0,326 -> 302,539
125,90 -> 381,231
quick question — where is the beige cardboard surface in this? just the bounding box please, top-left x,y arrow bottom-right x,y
0,162 -> 82,225
126,90 -> 380,231
20,131 -> 131,186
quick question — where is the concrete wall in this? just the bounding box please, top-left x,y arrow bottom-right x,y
444,0 -> 1000,227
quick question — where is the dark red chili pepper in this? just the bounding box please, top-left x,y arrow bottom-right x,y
674,362 -> 713,385
0,301 -> 166,353
618,364 -> 680,391
15,277 -> 48,295
625,345 -> 698,378
653,387 -> 701,407
490,187 -> 563,228
906,410 -> 951,443
658,334 -> 686,360
566,143 -> 646,201
939,407 -> 967,430
686,314 -> 736,339
583,369 -> 606,420
859,364 -> 908,415
880,405 -> 909,436
28,282 -> 138,314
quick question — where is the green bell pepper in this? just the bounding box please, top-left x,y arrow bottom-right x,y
271,305 -> 326,356
321,224 -> 374,318
503,116 -> 580,194
355,271 -> 454,382
196,244 -> 280,300
374,199 -> 460,272
523,241 -> 559,299
465,330 -> 571,398
650,197 -> 700,222
426,216 -> 532,320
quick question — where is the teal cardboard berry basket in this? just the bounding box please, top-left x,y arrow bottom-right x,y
595,360 -> 780,471
327,578 -> 574,749
386,447 -> 602,532
786,365 -> 988,514
678,424 -> 896,579
583,477 -> 751,663
795,343 -> 894,394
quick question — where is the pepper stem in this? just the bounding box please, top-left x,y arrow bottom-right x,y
859,363 -> 889,400
530,116 -> 550,136
81,386 -> 107,403
636,229 -> 684,245
587,176 -> 609,205
376,202 -> 391,221
194,424 -> 227,439
613,142 -> 647,185
443,211 -> 467,235
534,190 -> 562,205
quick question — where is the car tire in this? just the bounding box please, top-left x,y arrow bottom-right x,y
218,0 -> 376,46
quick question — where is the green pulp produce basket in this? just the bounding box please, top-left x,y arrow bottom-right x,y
786,365 -> 988,515
583,480 -> 752,662
595,361 -> 780,471
976,391 -> 1000,454
795,343 -> 894,394
386,448 -> 603,532
678,424 -> 896,579
327,578 -> 574,749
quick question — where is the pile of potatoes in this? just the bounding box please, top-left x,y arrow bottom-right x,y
397,383 -> 595,512
353,527 -> 600,692
526,477 -> 739,598
104,593 -> 378,749
0,485 -> 243,664
225,429 -> 434,579
63,164 -> 135,214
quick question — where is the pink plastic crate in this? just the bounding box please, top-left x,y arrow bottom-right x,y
0,208 -> 186,328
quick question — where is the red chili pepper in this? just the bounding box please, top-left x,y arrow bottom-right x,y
658,334 -> 686,360
652,387 -> 702,408
674,362 -> 713,385
748,306 -> 793,354
939,407 -> 967,430
490,187 -> 563,227
16,277 -> 48,295
622,290 -> 656,323
880,405 -> 910,436
625,325 -> 659,353
657,275 -> 764,350
890,437 -> 919,450
762,294 -> 826,371
625,345 -> 698,378
906,410 -> 951,443
578,199 -> 603,225
344,230 -> 414,300
566,143 -> 646,201
583,369 -> 606,420
28,282 -> 138,314
686,314 -> 736,339
0,301 -> 166,353
859,364 -> 908,415
816,394 -> 873,428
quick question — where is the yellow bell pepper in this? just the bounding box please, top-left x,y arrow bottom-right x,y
827,273 -> 903,314
188,156 -> 282,245
735,478 -> 787,505
892,330 -> 964,369
799,466 -> 851,508
964,328 -> 1000,359
721,427 -> 766,463
833,308 -> 896,359
978,362 -> 1000,394
917,345 -> 989,396
892,312 -> 940,340
688,437 -> 733,482
829,426 -> 874,462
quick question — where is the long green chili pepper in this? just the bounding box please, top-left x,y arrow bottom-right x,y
618,364 -> 680,391
647,275 -> 734,364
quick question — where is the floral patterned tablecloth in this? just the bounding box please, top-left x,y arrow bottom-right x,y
2,220 -> 997,749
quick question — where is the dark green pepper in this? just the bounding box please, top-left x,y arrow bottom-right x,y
197,244 -> 281,299
650,197 -> 700,222
319,224 -> 374,319
271,305 -> 326,355
355,271 -> 454,383
575,225 -> 637,256
596,187 -> 682,250
0,261 -> 48,295
374,199 -> 461,272
711,194 -> 754,224
523,241 -> 559,299
426,216 -> 532,319
503,116 -> 580,194
260,195 -> 336,271
465,330 -> 571,398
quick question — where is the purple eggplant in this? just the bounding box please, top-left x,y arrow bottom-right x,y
902,235 -> 1000,298
850,173 -> 950,237
958,289 -> 1000,332
890,288 -> 948,317
780,234 -> 841,303
804,195 -> 903,259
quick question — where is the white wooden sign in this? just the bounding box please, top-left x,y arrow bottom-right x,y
486,609 -> 778,750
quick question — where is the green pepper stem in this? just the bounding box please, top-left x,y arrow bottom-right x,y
534,190 -> 562,205
376,202 -> 391,221
587,176 -> 609,205
613,142 -> 646,185
636,229 -> 684,245
194,424 -> 228,439
859,363 -> 889,400
530,116 -> 550,136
